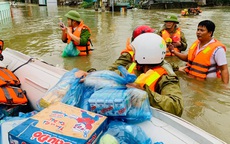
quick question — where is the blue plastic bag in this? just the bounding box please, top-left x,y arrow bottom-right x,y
118,65 -> 137,83
62,41 -> 80,57
84,66 -> 137,90
125,88 -> 152,123
98,121 -> 152,144
78,86 -> 95,110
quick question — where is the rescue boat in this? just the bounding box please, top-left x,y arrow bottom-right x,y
0,48 -> 227,144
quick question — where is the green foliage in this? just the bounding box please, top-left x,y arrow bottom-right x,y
80,1 -> 94,8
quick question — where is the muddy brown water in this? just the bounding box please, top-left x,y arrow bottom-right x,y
1,4 -> 230,143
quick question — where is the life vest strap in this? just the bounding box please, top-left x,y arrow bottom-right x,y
0,86 -> 27,105
188,60 -> 216,69
189,67 -> 207,74
2,87 -> 13,104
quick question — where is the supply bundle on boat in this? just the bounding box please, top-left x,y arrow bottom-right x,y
88,88 -> 132,116
37,68 -> 81,110
8,102 -> 107,144
85,67 -> 152,123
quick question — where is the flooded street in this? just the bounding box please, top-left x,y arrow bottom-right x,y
1,4 -> 230,143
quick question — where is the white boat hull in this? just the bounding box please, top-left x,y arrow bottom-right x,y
1,48 -> 226,144
1,48 -> 67,110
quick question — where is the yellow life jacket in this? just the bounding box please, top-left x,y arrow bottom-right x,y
67,21 -> 92,56
185,39 -> 226,79
127,62 -> 168,91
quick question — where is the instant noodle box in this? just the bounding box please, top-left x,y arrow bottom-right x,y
8,102 -> 107,144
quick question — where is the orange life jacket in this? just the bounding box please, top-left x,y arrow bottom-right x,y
67,21 -> 92,56
0,39 -> 4,54
0,86 -> 27,105
120,37 -> 134,60
162,28 -> 181,56
128,63 -> 168,91
0,67 -> 21,86
185,39 -> 226,79
0,67 -> 28,105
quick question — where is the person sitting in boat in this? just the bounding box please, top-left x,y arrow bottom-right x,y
76,33 -> 184,117
59,10 -> 93,56
168,20 -> 229,84
157,14 -> 187,56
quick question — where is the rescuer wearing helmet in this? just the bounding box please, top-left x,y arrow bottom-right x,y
157,14 -> 187,56
75,32 -> 183,116
107,25 -> 156,72
126,33 -> 183,116
60,10 -> 92,56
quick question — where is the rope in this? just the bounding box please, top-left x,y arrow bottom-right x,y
12,58 -> 33,73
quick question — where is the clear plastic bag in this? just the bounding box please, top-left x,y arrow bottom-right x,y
61,78 -> 83,106
37,68 -> 79,110
88,87 -> 152,123
125,88 -> 152,123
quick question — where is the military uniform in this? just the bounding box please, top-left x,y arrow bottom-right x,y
107,52 -> 184,117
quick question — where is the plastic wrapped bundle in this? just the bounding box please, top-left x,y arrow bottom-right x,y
37,68 -> 79,110
125,88 -> 152,123
84,66 -> 137,90
88,88 -> 131,116
61,78 -> 83,106
88,87 -> 152,123
84,71 -> 122,90
98,121 -> 152,144
77,85 -> 95,111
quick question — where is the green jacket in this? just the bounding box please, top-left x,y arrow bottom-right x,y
157,25 -> 187,51
79,29 -> 91,45
107,53 -> 184,117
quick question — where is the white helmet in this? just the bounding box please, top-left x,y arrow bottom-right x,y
131,33 -> 166,65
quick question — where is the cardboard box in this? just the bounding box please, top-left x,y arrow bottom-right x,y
8,102 -> 107,144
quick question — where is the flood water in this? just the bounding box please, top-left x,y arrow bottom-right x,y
1,4 -> 230,143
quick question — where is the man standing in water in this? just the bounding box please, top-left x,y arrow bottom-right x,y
60,10 -> 92,56
169,20 -> 229,84
158,14 -> 187,56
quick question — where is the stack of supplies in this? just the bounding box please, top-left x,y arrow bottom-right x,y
88,88 -> 131,116
8,102 -> 107,144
